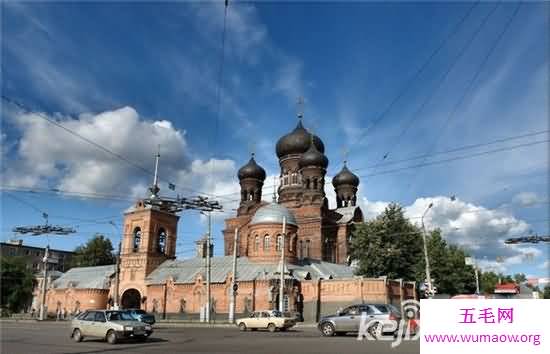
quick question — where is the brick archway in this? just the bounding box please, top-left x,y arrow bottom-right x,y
121,288 -> 141,309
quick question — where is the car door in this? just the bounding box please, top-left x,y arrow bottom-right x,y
260,312 -> 271,328
79,311 -> 97,337
334,306 -> 360,332
354,305 -> 375,332
93,311 -> 108,338
247,312 -> 259,328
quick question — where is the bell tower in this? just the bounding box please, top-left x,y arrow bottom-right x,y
118,151 -> 180,308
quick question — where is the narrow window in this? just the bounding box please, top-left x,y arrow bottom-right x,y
133,227 -> 141,252
158,228 -> 166,254
254,235 -> 260,252
276,235 -> 282,252
264,235 -> 270,251
305,240 -> 311,258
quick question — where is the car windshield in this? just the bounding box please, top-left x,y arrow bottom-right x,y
133,310 -> 146,315
106,311 -> 135,321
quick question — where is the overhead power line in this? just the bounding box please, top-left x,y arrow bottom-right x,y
1,95 -> 222,200
405,1 -> 522,192
349,0 -> 480,152
374,1 -> 502,168
213,135 -> 549,200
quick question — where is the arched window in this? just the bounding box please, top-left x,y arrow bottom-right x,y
254,235 -> 260,252
133,227 -> 141,252
264,235 -> 270,251
276,235 -> 282,252
305,239 -> 311,258
157,228 -> 166,254
292,173 -> 297,184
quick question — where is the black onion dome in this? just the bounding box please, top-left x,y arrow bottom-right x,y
299,140 -> 329,169
238,156 -> 266,180
332,164 -> 359,187
276,121 -> 325,158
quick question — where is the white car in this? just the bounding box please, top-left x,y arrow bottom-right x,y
236,310 -> 296,332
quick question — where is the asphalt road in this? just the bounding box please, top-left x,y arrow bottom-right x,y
1,322 -> 420,354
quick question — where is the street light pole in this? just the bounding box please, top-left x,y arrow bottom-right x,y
229,227 -> 238,323
39,245 -> 50,321
206,211 -> 212,323
421,203 -> 434,298
109,221 -> 121,310
279,217 -> 286,313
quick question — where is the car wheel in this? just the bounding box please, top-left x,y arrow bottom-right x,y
106,330 -> 117,344
72,329 -> 83,342
368,322 -> 381,338
238,322 -> 247,331
320,322 -> 335,337
267,323 -> 277,333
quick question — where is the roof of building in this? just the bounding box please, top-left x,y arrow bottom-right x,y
51,264 -> 115,290
238,155 -> 266,181
250,203 -> 298,226
275,120 -> 325,158
146,256 -> 356,285
332,164 -> 360,188
299,139 -> 328,169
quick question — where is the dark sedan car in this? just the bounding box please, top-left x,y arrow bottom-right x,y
123,309 -> 156,325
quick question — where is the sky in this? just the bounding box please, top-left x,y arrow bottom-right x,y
1,1 -> 548,280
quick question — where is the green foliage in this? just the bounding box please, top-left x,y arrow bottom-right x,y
543,286 -> 550,299
70,234 -> 115,268
425,231 -> 476,296
1,256 -> 35,313
350,203 -> 423,281
513,273 -> 526,284
350,203 -> 476,295
479,271 -> 516,294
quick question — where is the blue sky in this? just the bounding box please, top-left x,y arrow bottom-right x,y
1,1 -> 548,279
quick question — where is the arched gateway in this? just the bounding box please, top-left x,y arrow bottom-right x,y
121,289 -> 141,309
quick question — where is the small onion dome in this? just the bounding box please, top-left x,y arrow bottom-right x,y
299,140 -> 329,169
276,120 -> 325,158
250,203 -> 297,226
332,164 -> 359,187
238,155 -> 266,181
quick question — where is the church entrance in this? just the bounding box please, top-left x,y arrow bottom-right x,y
121,289 -> 141,309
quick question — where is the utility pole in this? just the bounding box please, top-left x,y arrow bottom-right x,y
279,217 -> 286,313
229,227 -> 238,323
39,245 -> 49,321
109,221 -> 121,310
114,242 -> 121,309
421,203 -> 434,298
206,211 -> 212,323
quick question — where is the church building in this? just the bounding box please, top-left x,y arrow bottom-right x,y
43,117 -> 416,322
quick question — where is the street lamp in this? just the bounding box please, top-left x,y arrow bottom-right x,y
421,202 -> 434,298
109,221 -> 121,310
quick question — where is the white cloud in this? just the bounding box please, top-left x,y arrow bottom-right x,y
512,191 -> 542,207
3,107 -> 242,206
539,261 -> 549,270
346,194 -> 542,274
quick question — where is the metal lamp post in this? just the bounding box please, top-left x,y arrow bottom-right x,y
421,203 -> 434,298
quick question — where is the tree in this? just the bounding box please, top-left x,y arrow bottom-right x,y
544,286 -> 550,299
425,231 -> 476,296
350,203 -> 424,281
513,273 -> 526,284
1,256 -> 35,314
480,271 -> 500,294
70,234 -> 115,268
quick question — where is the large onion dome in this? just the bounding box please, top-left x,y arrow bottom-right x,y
238,155 -> 266,180
299,139 -> 329,169
276,121 -> 325,158
332,164 -> 359,187
250,203 -> 297,226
